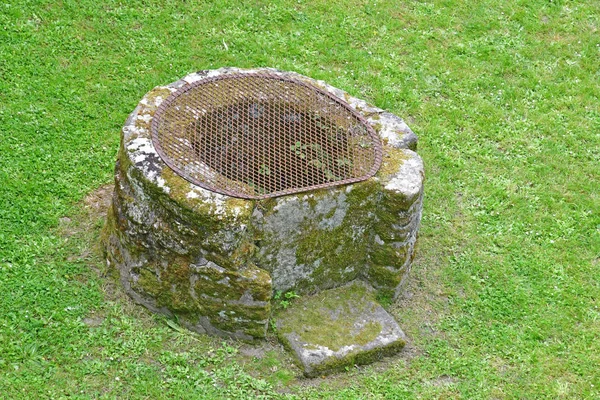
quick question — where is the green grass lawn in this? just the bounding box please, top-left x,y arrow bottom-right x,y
1,0 -> 599,398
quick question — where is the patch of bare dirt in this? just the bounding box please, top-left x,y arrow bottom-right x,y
59,184 -> 113,238
83,183 -> 113,217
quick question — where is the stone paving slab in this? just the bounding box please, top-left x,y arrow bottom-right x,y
275,282 -> 406,377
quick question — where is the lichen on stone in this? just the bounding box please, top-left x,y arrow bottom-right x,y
277,283 -> 381,351
275,282 -> 406,376
253,181 -> 380,294
103,67 -> 424,342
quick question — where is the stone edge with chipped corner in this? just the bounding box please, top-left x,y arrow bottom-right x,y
276,283 -> 407,377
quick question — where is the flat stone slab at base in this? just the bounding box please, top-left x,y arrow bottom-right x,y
275,282 -> 406,377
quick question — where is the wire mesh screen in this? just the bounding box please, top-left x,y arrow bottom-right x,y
151,73 -> 382,199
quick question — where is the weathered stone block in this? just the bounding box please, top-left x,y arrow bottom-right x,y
275,282 -> 407,377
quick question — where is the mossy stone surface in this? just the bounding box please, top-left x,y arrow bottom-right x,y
103,77 -> 271,340
103,68 -> 423,341
275,282 -> 406,377
252,182 -> 378,293
254,146 -> 423,297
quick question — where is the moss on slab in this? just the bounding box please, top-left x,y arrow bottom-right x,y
275,282 -> 406,376
304,336 -> 406,378
276,283 -> 380,351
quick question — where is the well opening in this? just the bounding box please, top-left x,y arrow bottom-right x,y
151,73 -> 382,199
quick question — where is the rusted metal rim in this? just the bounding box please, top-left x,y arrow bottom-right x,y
151,72 -> 382,199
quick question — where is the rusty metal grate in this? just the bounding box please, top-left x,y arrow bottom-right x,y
151,72 -> 382,199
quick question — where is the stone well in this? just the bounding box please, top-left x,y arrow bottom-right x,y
103,68 -> 424,344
